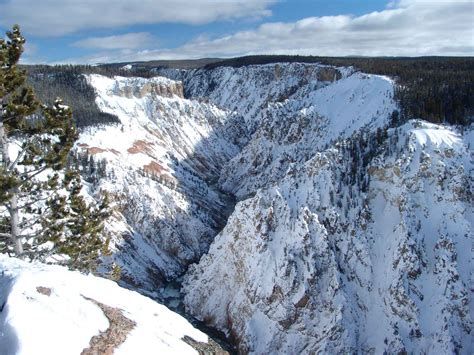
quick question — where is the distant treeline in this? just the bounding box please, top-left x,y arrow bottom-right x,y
103,58 -> 221,70
26,65 -> 121,128
24,55 -> 473,128
205,55 -> 474,126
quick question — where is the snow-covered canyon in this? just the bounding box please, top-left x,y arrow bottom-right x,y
5,62 -> 470,354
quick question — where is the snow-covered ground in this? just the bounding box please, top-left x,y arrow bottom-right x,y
0,255 -> 215,355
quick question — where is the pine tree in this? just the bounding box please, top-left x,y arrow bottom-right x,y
0,25 -> 109,271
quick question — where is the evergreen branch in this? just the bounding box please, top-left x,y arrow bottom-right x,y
1,115 -> 27,124
20,165 -> 47,176
19,216 -> 41,230
19,202 -> 57,228
1,204 -> 11,211
19,232 -> 41,239
20,166 -> 48,184
12,139 -> 24,148
17,194 -> 52,209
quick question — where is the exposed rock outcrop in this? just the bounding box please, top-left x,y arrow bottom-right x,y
114,77 -> 184,99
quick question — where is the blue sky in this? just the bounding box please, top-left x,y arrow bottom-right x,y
0,0 -> 472,64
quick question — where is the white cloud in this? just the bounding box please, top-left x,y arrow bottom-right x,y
0,0 -> 277,36
73,32 -> 156,50
58,0 -> 474,63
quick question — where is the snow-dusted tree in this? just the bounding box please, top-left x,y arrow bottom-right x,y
0,25 -> 110,271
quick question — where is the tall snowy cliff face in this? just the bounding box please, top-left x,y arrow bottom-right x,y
78,74 -> 243,290
82,63 -> 472,353
182,121 -> 473,354
79,63 -> 347,290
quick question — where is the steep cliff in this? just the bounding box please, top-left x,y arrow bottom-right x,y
79,63 -> 353,291
178,64 -> 472,353
77,74 -> 242,289
183,121 -> 473,353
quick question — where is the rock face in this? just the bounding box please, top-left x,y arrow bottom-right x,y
180,63 -> 349,135
112,76 -> 184,99
80,64 -> 472,353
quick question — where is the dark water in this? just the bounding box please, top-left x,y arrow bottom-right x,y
156,187 -> 238,354
170,187 -> 238,353
157,278 -> 238,354
117,277 -> 237,354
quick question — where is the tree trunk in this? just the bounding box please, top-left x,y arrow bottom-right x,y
0,118 -> 23,256
9,191 -> 23,255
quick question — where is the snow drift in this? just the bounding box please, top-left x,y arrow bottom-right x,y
0,255 -> 221,355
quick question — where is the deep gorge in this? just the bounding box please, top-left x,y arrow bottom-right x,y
25,59 -> 473,354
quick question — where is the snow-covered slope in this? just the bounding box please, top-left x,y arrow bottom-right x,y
217,71 -> 396,198
160,64 -> 395,199
182,120 -> 473,353
181,63 -> 344,133
76,74 -> 242,290
70,63 -> 472,353
0,255 -> 222,355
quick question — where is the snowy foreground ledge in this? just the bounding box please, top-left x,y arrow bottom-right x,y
0,255 -> 218,355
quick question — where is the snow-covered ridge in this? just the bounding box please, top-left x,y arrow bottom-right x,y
177,63 -> 349,133
183,119 -> 473,353
410,121 -> 465,149
0,255 -> 216,355
216,70 -> 397,197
